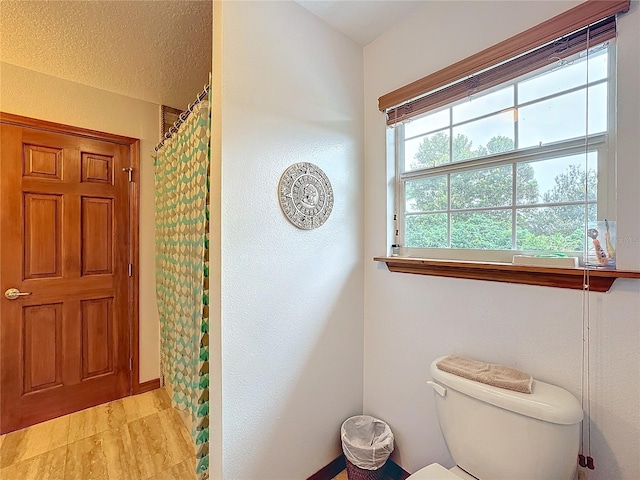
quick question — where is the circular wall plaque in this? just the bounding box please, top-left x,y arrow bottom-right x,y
278,162 -> 334,230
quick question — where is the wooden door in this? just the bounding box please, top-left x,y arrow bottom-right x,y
0,117 -> 134,434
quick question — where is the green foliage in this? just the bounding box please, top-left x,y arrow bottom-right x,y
405,133 -> 595,252
543,164 -> 597,203
406,176 -> 447,213
411,132 -> 515,170
516,228 -> 586,252
451,211 -> 512,250
516,171 -> 597,252
406,214 -> 447,248
486,135 -> 515,154
451,165 -> 513,209
410,132 -> 450,169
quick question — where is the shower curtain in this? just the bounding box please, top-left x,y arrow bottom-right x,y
154,95 -> 210,479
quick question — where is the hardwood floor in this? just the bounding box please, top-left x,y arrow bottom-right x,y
0,389 -> 196,480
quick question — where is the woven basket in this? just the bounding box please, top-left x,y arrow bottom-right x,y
345,458 -> 386,480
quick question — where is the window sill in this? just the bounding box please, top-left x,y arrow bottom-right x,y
374,256 -> 640,292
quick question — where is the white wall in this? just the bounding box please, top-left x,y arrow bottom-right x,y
363,2 -> 640,480
220,1 -> 364,478
0,62 -> 161,383
209,0 -> 223,476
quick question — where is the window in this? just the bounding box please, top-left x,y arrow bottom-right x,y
393,43 -> 615,262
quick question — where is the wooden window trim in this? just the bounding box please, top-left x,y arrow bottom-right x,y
378,0 -> 630,113
385,18 -> 615,126
374,257 -> 640,292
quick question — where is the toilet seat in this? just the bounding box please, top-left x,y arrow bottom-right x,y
407,463 -> 463,479
448,466 -> 477,479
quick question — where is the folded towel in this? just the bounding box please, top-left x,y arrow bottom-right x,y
436,355 -> 533,394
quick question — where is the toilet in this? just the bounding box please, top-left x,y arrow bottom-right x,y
409,356 -> 584,480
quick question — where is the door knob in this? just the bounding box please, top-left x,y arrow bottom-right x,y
4,288 -> 32,300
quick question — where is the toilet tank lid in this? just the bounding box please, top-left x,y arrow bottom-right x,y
430,357 -> 583,425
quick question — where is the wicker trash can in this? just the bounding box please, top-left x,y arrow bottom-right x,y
341,415 -> 394,480
345,458 -> 387,480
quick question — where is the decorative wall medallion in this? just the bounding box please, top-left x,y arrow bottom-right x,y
278,162 -> 334,230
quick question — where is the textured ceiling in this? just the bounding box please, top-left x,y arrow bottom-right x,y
0,0 -> 432,107
0,0 -> 212,109
295,0 -> 429,46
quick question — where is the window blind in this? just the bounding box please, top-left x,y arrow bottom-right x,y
381,0 -> 629,126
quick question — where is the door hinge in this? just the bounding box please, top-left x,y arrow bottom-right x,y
122,167 -> 133,182
128,264 -> 133,277
129,358 -> 133,371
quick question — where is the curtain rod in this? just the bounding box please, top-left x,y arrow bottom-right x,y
154,83 -> 211,152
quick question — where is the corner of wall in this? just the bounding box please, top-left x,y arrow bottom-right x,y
208,1 -> 223,478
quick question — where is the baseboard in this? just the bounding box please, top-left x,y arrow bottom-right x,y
307,454 -> 346,480
306,455 -> 410,480
135,378 -> 161,394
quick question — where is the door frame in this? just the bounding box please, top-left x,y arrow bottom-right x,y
0,112 -> 145,395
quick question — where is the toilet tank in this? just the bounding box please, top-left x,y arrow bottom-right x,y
429,357 -> 583,480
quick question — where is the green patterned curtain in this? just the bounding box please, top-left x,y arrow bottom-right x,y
154,95 -> 210,479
